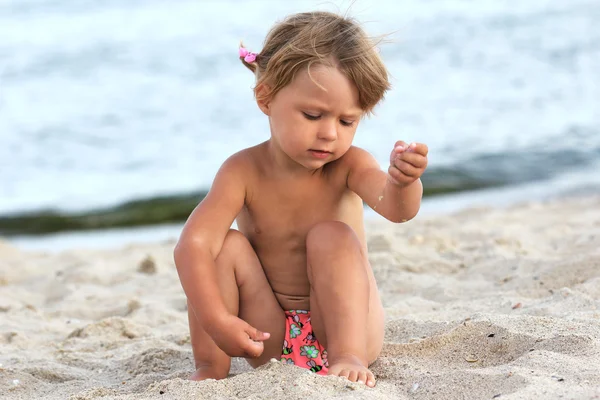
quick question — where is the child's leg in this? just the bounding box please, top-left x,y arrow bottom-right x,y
187,229 -> 286,380
305,221 -> 384,387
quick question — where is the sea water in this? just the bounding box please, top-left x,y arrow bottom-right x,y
1,0 -> 599,223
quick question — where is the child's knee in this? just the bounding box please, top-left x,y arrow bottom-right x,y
306,221 -> 360,255
216,229 -> 253,264
222,229 -> 250,251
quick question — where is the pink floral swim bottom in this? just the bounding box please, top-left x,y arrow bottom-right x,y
280,310 -> 329,375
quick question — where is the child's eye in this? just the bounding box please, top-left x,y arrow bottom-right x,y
302,112 -> 320,120
302,112 -> 354,127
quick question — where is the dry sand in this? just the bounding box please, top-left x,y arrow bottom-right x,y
1,195 -> 599,399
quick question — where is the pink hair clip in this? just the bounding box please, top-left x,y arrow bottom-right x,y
239,47 -> 258,63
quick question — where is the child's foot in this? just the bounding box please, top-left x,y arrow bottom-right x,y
189,366 -> 228,381
327,354 -> 376,387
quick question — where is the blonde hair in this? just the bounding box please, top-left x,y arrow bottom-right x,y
240,11 -> 390,115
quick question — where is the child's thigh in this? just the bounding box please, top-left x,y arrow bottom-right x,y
218,229 -> 286,366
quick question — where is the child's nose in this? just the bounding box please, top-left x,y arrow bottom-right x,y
316,119 -> 337,141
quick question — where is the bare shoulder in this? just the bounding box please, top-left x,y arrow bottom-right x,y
339,146 -> 379,165
215,146 -> 264,191
335,146 -> 381,183
222,146 -> 256,172
226,143 -> 267,175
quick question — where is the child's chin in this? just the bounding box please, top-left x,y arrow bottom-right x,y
303,159 -> 331,169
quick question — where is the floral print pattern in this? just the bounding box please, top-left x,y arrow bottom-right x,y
280,310 -> 328,375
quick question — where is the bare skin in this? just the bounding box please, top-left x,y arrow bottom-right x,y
174,64 -> 428,387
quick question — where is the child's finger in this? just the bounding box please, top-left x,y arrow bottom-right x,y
247,326 -> 270,341
394,140 -> 408,150
393,141 -> 409,155
399,152 -> 428,169
244,338 -> 265,358
393,159 -> 420,177
388,165 -> 412,185
411,143 -> 428,156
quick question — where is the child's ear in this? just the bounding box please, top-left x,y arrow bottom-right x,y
254,84 -> 271,116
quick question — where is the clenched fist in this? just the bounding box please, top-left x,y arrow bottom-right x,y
388,141 -> 428,187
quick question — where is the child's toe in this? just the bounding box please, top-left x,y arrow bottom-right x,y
348,370 -> 358,382
366,371 -> 376,387
357,371 -> 368,384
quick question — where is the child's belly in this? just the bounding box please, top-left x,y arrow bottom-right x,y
273,291 -> 311,311
236,195 -> 368,311
254,240 -> 312,311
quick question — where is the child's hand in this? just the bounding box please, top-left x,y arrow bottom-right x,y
209,315 -> 270,358
388,141 -> 429,187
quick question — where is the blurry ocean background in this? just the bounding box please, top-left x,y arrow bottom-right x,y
1,0 -> 599,249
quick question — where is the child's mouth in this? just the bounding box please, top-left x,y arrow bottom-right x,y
309,149 -> 331,159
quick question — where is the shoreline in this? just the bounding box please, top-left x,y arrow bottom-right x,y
8,173 -> 600,252
3,157 -> 598,238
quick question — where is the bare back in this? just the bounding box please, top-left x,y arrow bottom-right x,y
235,142 -> 368,310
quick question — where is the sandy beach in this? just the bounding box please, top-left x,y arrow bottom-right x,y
1,195 -> 599,400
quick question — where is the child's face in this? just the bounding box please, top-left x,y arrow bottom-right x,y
264,64 -> 363,170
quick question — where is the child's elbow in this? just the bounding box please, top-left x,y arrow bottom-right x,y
173,240 -> 188,270
173,235 -> 205,269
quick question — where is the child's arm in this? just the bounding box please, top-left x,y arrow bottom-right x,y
345,142 -> 428,223
174,153 -> 269,357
